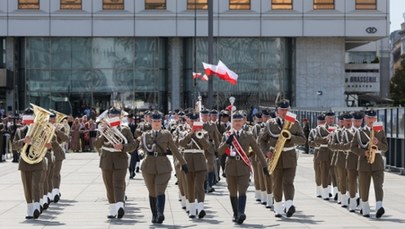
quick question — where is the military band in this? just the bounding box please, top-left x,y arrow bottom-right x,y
10,99 -> 391,223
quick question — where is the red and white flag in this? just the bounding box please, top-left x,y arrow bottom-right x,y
108,117 -> 121,127
216,60 -> 238,85
202,62 -> 217,76
373,122 -> 384,132
22,115 -> 34,125
193,72 -> 209,81
284,112 -> 297,123
192,121 -> 204,132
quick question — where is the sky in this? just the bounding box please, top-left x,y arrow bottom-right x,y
390,0 -> 404,32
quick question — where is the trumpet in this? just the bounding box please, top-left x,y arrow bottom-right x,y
20,104 -> 56,164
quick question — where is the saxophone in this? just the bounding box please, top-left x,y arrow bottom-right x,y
367,127 -> 378,164
267,117 -> 294,174
20,104 -> 56,164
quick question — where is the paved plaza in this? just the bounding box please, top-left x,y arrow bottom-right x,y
1,152 -> 404,228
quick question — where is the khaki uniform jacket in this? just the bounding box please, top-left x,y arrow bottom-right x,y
328,128 -> 346,167
351,126 -> 388,172
94,125 -> 136,170
51,127 -> 69,161
12,125 -> 45,171
313,125 -> 334,162
344,127 -> 359,170
218,130 -> 267,176
137,129 -> 187,174
203,122 -> 221,150
135,121 -> 152,138
308,128 -> 320,163
179,131 -> 213,172
259,117 -> 306,169
217,121 -> 230,135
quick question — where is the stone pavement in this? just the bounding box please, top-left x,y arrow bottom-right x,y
1,152 -> 404,228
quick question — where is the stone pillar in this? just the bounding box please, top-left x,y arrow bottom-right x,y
168,37 -> 183,110
5,37 -> 15,113
295,38 -> 345,108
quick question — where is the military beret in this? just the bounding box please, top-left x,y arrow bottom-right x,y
144,110 -> 151,116
317,114 -> 325,121
49,112 -> 57,118
23,108 -> 34,115
220,110 -> 230,117
189,113 -> 200,121
151,111 -> 162,120
325,110 -> 335,116
178,111 -> 185,116
365,109 -> 377,117
277,100 -> 290,109
338,115 -> 344,121
232,111 -> 244,120
254,113 -> 263,119
262,110 -> 270,116
352,112 -> 363,120
201,108 -> 210,115
268,111 -> 277,119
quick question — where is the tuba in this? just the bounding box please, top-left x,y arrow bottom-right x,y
267,113 -> 295,174
20,104 -> 56,164
97,111 -> 128,151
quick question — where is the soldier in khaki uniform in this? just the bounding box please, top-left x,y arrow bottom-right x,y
259,100 -> 306,218
351,109 -> 387,218
179,113 -> 213,218
308,114 -> 325,198
94,107 -> 136,219
251,113 -> 264,202
217,110 -> 231,178
137,111 -> 188,224
329,113 -> 353,208
200,109 -> 220,193
48,113 -> 69,203
12,108 -> 45,219
218,111 -> 269,224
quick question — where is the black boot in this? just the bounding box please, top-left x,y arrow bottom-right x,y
230,196 -> 238,222
156,195 -> 166,224
208,172 -> 215,192
237,195 -> 247,224
149,196 -> 157,224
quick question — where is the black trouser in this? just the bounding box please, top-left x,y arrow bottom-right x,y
129,151 -> 140,173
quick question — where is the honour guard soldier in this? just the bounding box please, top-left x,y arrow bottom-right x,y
94,107 -> 136,219
49,113 -> 69,203
259,100 -> 306,217
351,109 -> 387,218
218,111 -> 269,224
251,113 -> 265,202
12,108 -> 45,219
308,114 -> 326,198
179,112 -> 213,218
136,111 -> 188,224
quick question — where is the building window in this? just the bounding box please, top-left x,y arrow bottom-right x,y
187,0 -> 208,10
355,0 -> 377,10
229,0 -> 251,10
145,0 -> 166,10
61,0 -> 82,10
271,0 -> 293,10
313,0 -> 334,10
103,0 -> 124,10
18,0 -> 40,9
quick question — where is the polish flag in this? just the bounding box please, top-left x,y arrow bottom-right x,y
284,111 -> 297,123
108,117 -> 121,127
22,115 -> 34,125
201,74 -> 209,81
327,126 -> 337,133
202,62 -> 217,76
192,72 -> 202,79
216,60 -> 238,85
373,122 -> 384,132
192,121 -> 204,132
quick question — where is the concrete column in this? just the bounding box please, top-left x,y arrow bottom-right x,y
295,37 -> 346,108
168,37 -> 183,110
5,37 -> 15,113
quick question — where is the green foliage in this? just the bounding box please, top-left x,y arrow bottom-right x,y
390,59 -> 405,106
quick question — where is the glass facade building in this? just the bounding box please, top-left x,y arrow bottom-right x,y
20,37 -> 292,115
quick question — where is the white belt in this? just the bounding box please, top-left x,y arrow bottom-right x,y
314,147 -> 320,149
183,149 -> 204,154
320,144 -> 328,148
283,146 -> 295,152
102,146 -> 119,152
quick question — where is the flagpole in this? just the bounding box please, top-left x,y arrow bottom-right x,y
207,0 -> 214,109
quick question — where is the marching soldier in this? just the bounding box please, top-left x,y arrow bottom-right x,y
218,111 -> 269,224
259,100 -> 306,218
49,113 -> 69,203
209,109 -> 221,184
179,112 -> 213,218
308,114 -> 326,198
201,109 -> 221,193
12,108 -> 44,219
94,107 -> 136,219
217,110 -> 230,178
351,109 -> 387,218
329,113 -> 353,208
251,113 -> 264,202
136,111 -> 188,224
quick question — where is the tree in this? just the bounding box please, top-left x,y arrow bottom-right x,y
390,59 -> 405,106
